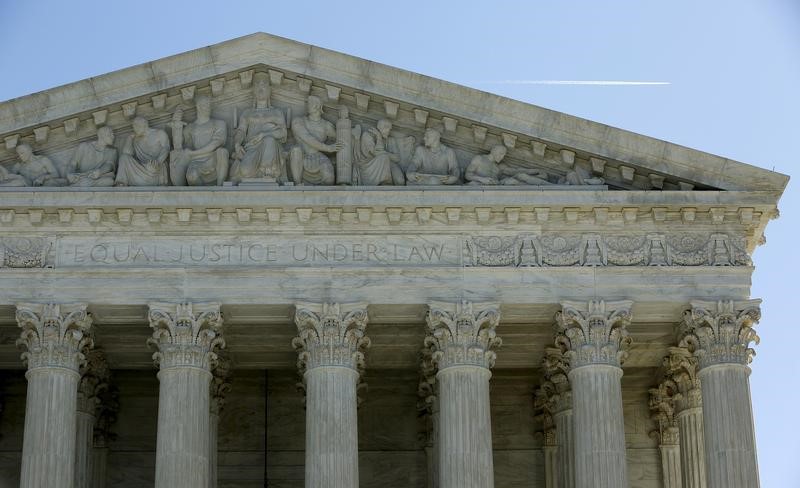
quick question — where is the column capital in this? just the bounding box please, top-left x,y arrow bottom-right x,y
292,302 -> 370,373
663,346 -> 702,412
555,300 -> 633,369
78,348 -> 111,415
16,303 -> 93,372
210,354 -> 232,416
425,300 -> 501,370
417,347 -> 438,447
649,381 -> 680,446
147,302 -> 224,370
679,299 -> 761,368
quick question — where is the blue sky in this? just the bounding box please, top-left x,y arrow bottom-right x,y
2,0 -> 798,485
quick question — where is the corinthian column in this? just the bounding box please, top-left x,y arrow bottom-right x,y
419,348 -> 440,488
649,382 -> 682,488
148,302 -> 224,488
209,355 -> 231,488
425,301 -> 501,488
293,302 -> 370,488
16,303 -> 93,488
539,347 -> 575,488
680,300 -> 761,488
75,349 -> 110,488
664,347 -> 706,488
555,300 -> 632,488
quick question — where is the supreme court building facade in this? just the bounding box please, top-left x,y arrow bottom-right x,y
0,33 -> 787,488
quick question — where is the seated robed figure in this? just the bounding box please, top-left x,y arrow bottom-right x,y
66,126 -> 117,187
115,117 -> 170,186
229,73 -> 288,184
405,128 -> 460,185
169,95 -> 229,186
2,144 -> 66,187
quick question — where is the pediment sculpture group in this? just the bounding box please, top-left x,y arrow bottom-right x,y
0,74 -> 601,188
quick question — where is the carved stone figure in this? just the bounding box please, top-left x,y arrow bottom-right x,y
353,119 -> 405,186
169,96 -> 229,186
6,144 -> 66,187
289,95 -> 341,185
0,164 -> 27,187
66,127 -> 117,187
406,129 -> 460,185
115,117 -> 170,186
229,74 -> 287,184
561,161 -> 604,185
465,145 -> 551,185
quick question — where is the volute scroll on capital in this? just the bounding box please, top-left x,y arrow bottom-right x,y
77,348 -> 112,414
554,300 -> 633,369
678,299 -> 762,369
292,302 -> 371,373
424,300 -> 501,371
15,302 -> 93,372
662,346 -> 702,412
649,381 -> 680,446
147,302 -> 225,370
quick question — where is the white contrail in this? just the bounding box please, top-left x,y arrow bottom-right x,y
475,80 -> 670,86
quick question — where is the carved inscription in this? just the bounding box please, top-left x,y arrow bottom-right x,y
56,236 -> 458,267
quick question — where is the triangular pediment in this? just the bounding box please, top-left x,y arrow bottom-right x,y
0,32 -> 788,193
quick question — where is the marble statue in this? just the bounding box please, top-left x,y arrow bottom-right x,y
465,145 -> 551,185
353,119 -> 405,186
169,96 -> 229,186
66,127 -> 117,187
229,73 -> 287,184
405,128 -> 460,185
561,161 -> 604,186
289,95 -> 341,186
0,164 -> 27,187
7,144 -> 66,187
115,117 -> 170,186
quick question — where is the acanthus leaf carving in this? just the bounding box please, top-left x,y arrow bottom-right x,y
424,301 -> 501,370
210,353 -> 232,416
147,302 -> 225,370
648,381 -> 680,446
292,302 -> 370,374
15,303 -> 93,371
678,299 -> 761,369
534,347 -> 571,446
662,346 -> 702,412
555,300 -> 633,369
78,348 -> 111,415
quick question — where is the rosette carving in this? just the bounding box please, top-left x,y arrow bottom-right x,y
16,303 -> 93,371
147,302 -> 224,370
679,299 -> 761,368
424,301 -> 501,370
555,300 -> 633,369
292,302 -> 370,373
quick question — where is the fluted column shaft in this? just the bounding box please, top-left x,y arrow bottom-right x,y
209,411 -> 219,488
149,302 -> 224,488
569,364 -> 627,488
155,366 -> 212,487
21,367 -> 81,488
294,302 -> 370,488
699,364 -> 758,488
91,446 -> 108,488
543,445 -> 557,488
660,443 -> 682,488
75,401 -> 96,488
554,408 -> 575,488
438,366 -> 493,488
305,366 -> 360,487
17,303 -> 92,488
678,407 -> 706,488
